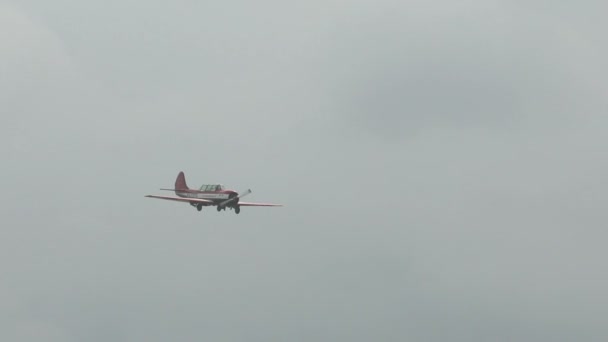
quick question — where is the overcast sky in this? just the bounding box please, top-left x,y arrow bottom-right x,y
1,1 -> 607,341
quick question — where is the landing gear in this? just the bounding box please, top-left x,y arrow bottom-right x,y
215,205 -> 239,214
197,203 -> 203,211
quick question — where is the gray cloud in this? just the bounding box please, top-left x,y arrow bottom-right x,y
316,1 -> 607,139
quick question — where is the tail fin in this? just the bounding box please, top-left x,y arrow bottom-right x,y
175,171 -> 189,191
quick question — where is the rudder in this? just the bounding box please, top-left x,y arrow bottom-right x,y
175,171 -> 189,190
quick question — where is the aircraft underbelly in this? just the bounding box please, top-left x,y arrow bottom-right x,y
177,192 -> 229,200
199,194 -> 229,200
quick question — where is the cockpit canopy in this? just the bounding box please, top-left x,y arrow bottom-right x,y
199,184 -> 225,191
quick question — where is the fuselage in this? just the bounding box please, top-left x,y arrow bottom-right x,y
175,189 -> 238,204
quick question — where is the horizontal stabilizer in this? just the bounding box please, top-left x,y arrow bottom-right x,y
160,188 -> 200,193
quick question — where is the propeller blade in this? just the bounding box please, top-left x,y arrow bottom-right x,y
218,189 -> 252,207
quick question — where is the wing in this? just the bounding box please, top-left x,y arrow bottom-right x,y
159,188 -> 202,193
238,201 -> 283,207
145,195 -> 214,204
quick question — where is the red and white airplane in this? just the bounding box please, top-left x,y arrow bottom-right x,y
145,171 -> 282,214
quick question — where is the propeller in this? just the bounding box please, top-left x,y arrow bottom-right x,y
218,189 -> 252,207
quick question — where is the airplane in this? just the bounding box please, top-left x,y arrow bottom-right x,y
145,171 -> 282,214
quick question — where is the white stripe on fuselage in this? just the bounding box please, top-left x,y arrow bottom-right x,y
177,191 -> 230,200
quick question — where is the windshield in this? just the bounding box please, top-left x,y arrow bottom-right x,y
199,184 -> 224,191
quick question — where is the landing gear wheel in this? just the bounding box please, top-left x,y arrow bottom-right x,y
235,206 -> 240,214
217,206 -> 222,212
197,204 -> 203,211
